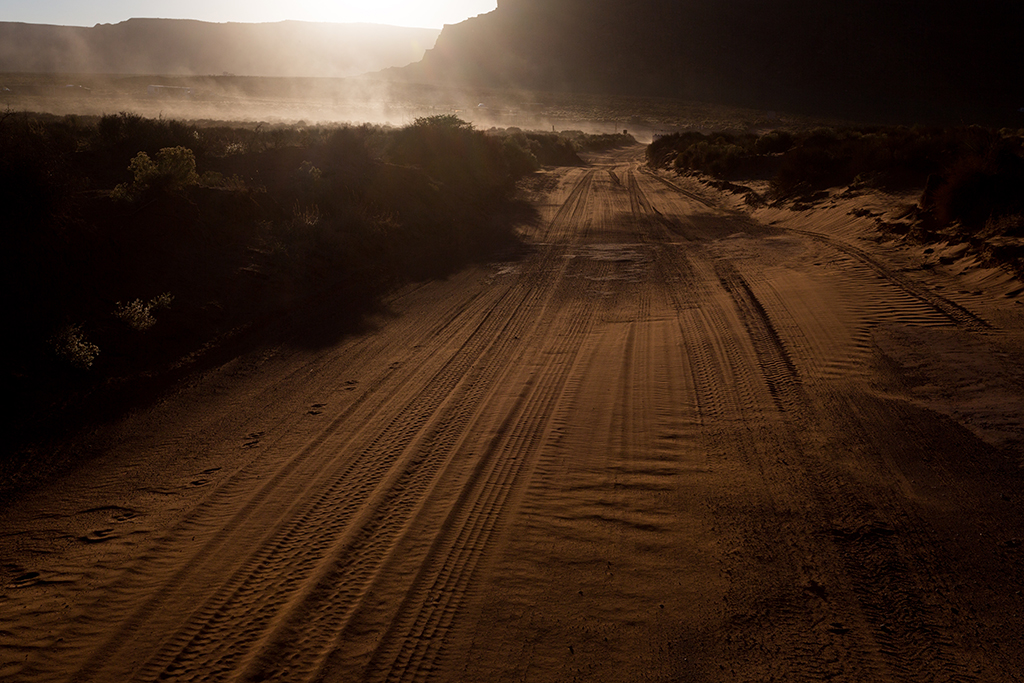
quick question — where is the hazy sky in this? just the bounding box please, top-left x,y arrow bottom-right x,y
0,0 -> 498,29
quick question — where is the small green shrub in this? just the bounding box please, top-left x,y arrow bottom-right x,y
112,146 -> 200,200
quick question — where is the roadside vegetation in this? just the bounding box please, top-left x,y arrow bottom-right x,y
2,110 -> 594,487
648,125 -> 1024,274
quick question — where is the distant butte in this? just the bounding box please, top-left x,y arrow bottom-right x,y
0,19 -> 440,79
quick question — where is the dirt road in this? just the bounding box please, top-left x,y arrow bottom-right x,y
3,146 -> 1024,682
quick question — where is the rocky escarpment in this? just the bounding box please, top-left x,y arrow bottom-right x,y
393,0 -> 1024,125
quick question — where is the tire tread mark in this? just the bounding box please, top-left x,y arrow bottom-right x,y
545,170 -> 595,242
788,227 -> 989,330
59,280 -> 533,683
200,195 -> 598,682
145,282 -> 546,683
359,291 -> 598,683
638,166 -> 717,208
627,169 -> 693,240
713,261 -> 804,412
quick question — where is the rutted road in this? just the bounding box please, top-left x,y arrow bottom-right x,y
3,146 -> 1024,682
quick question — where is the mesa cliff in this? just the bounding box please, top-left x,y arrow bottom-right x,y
394,0 -> 1024,124
0,19 -> 440,78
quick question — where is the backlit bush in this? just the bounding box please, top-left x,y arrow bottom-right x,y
113,293 -> 174,332
50,324 -> 99,370
113,146 -> 200,199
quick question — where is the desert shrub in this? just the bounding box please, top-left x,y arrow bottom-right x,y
656,132 -> 761,179
294,161 -> 323,198
754,131 -> 795,155
197,171 -> 247,190
502,136 -> 542,175
50,324 -> 100,369
484,128 -> 579,167
325,125 -> 377,172
524,132 -> 581,166
922,146 -> 1024,229
291,202 -> 322,228
561,131 -> 637,152
773,143 -> 850,193
0,112 -> 78,232
647,131 -> 705,167
387,116 -> 520,196
647,123 -> 1024,249
112,146 -> 200,200
95,112 -> 204,160
113,293 -> 173,332
673,138 -> 748,177
5,112 -> 528,453
647,125 -> 1024,198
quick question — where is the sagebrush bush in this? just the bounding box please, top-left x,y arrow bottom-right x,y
922,147 -> 1024,229
560,130 -> 636,152
95,112 -> 205,161
649,125 -> 1024,201
50,324 -> 100,369
113,293 -> 174,332
112,146 -> 200,200
5,111 -> 554,466
388,116 -> 508,194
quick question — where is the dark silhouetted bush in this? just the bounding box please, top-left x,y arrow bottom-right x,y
649,125 -> 1024,204
3,112 -> 537,469
922,146 -> 1024,230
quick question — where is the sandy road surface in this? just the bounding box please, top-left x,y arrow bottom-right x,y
3,146 -> 1024,682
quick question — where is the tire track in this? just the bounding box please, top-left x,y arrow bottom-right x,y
712,261 -> 804,412
356,296 -> 598,683
58,279 -> 536,683
626,169 -> 693,240
26,271 -> 541,682
339,173 -> 617,683
136,163 -> 605,683
638,165 -> 717,208
5,147 -> 1012,683
142,270 -> 572,683
543,169 -> 595,243
785,227 -> 989,330
651,215 -> 977,680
